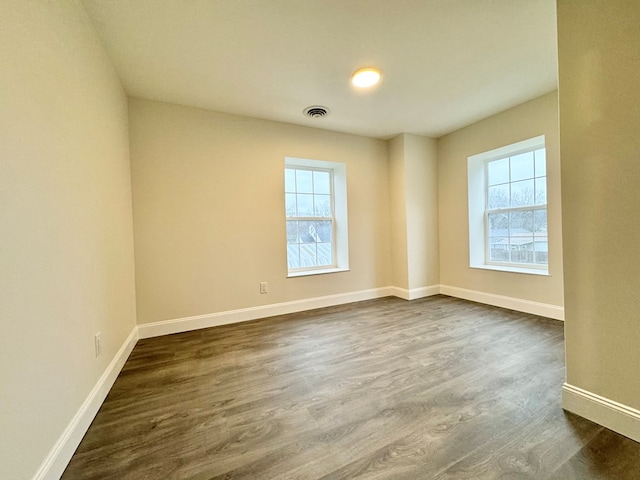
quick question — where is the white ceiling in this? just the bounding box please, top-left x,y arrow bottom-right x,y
82,0 -> 558,139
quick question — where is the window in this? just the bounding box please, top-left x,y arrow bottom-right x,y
468,136 -> 548,274
285,158 -> 349,276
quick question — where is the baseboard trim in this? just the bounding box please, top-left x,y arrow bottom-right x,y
562,383 -> 640,443
138,287 -> 394,339
34,284 -> 566,478
33,327 -> 139,480
390,285 -> 441,301
439,285 -> 564,320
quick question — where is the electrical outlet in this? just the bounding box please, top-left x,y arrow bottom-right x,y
260,281 -> 268,294
94,332 -> 102,357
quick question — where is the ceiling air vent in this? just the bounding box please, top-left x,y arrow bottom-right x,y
303,105 -> 330,118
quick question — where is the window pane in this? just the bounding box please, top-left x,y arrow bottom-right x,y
296,170 -> 313,193
488,185 -> 509,209
298,221 -> 317,243
533,209 -> 549,265
314,194 -> 331,216
299,243 -> 316,267
487,158 -> 509,186
317,243 -> 332,266
315,220 -> 332,244
313,171 -> 331,194
510,151 -> 534,181
489,237 -> 509,262
286,220 -> 298,244
285,193 -> 297,217
534,209 -> 547,233
510,236 -> 534,264
287,244 -> 300,269
510,179 -> 534,207
296,194 -> 314,216
509,210 -> 533,234
535,178 -> 547,205
534,149 -> 546,177
488,212 -> 509,237
285,168 -> 296,192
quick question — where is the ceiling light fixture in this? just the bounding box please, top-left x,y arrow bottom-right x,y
351,67 -> 381,88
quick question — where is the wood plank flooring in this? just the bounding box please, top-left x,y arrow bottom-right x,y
62,295 -> 640,479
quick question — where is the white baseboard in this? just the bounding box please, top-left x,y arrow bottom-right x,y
138,287 -> 394,339
33,284 -> 566,479
439,284 -> 564,320
390,285 -> 441,301
562,383 -> 640,443
33,327 -> 139,480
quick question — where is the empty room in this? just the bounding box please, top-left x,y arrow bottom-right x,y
2,1 -> 640,479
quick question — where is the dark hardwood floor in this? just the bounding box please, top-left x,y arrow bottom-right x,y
62,295 -> 640,479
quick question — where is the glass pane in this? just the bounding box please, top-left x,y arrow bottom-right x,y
510,151 -> 534,181
510,236 -> 534,264
315,220 -> 332,244
296,194 -> 314,216
533,210 -> 549,265
287,244 -> 300,269
489,237 -> 509,262
313,171 -> 331,194
510,179 -> 534,207
285,168 -> 296,192
535,178 -> 547,205
488,212 -> 509,237
317,243 -> 332,266
296,170 -> 313,193
487,158 -> 509,186
534,209 -> 547,234
488,185 -> 509,209
286,220 -> 298,244
314,194 -> 331,216
299,243 -> 316,267
534,149 -> 546,177
298,221 -> 317,243
510,210 -> 533,234
285,193 -> 297,217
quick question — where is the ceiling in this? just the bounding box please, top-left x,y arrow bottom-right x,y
82,0 -> 558,139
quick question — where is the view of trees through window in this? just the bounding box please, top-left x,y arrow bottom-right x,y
285,167 -> 334,270
486,148 -> 548,265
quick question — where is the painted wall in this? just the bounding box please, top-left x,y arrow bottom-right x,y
0,1 -> 137,478
129,98 -> 392,324
558,1 -> 640,410
389,134 -> 439,295
437,91 -> 563,309
404,134 -> 439,291
388,136 -> 410,290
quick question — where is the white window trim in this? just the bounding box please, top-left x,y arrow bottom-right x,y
467,135 -> 549,275
285,157 -> 349,277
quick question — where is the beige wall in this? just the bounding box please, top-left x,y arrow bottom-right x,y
388,136 -> 410,290
129,98 -> 392,324
389,134 -> 439,293
437,91 -> 563,307
558,1 -> 640,409
404,134 -> 439,290
0,1 -> 137,478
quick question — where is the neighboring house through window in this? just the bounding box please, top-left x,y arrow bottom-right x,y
467,136 -> 548,275
285,157 -> 349,277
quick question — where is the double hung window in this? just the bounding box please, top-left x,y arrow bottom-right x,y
284,158 -> 349,276
468,136 -> 548,274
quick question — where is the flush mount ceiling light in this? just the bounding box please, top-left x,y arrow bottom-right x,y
351,67 -> 381,88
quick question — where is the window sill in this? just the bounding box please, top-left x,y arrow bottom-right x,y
470,264 -> 549,276
287,267 -> 350,278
